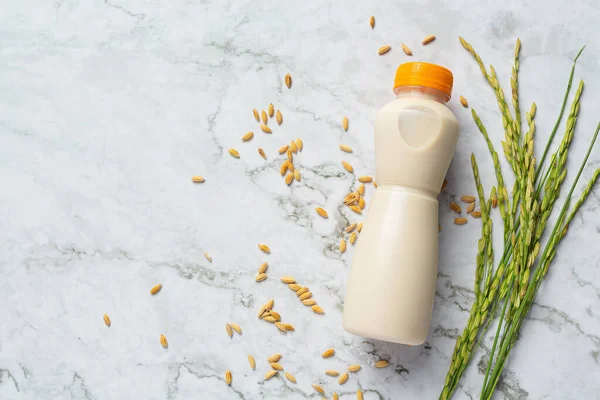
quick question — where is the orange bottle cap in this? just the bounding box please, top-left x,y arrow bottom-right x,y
393,62 -> 453,101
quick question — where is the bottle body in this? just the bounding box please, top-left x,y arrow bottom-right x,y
343,92 -> 459,344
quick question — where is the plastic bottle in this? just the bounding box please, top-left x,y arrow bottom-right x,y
343,62 -> 459,345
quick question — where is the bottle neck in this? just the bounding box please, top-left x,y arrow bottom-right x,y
394,86 -> 449,103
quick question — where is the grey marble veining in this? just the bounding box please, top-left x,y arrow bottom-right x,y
1,1 -> 599,399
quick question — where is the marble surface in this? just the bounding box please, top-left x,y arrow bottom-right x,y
1,1 -> 600,399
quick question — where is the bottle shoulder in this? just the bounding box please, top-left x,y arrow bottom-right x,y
377,97 -> 458,122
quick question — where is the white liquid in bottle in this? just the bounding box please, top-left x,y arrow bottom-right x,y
343,63 -> 459,345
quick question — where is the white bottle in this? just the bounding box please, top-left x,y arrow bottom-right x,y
343,62 -> 459,345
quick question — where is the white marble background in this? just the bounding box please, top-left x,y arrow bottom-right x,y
1,0 -> 599,399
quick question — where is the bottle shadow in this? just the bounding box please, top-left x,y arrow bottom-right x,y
365,337 -> 436,382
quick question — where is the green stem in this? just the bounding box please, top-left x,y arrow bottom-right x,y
482,121 -> 600,399
562,168 -> 600,232
536,46 -> 585,180
480,278 -> 513,396
477,122 -> 555,395
448,244 -> 515,395
442,39 -> 591,400
483,209 -> 567,399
